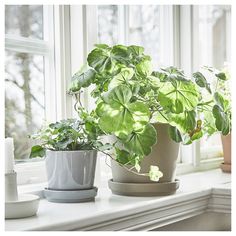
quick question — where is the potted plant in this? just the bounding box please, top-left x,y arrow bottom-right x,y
30,113 -> 110,202
69,44 -> 231,196
193,66 -> 231,172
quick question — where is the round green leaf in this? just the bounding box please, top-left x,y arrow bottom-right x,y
169,110 -> 196,133
128,45 -> 144,56
193,71 -> 212,93
97,85 -> 150,138
168,126 -> 182,143
214,92 -> 230,111
30,145 -> 45,158
128,101 -> 150,130
108,68 -> 134,89
111,45 -> 129,64
124,124 -> 157,156
136,57 -> 152,76
215,72 -> 227,81
213,105 -> 230,135
148,165 -> 163,182
87,48 -> 113,73
98,101 -> 135,138
69,69 -> 96,93
158,80 -> 199,114
102,84 -> 132,105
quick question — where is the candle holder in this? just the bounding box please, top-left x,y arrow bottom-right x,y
5,171 -> 40,219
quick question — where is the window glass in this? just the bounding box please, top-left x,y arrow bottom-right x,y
195,5 -> 231,69
97,5 -> 118,45
128,5 -> 161,67
5,51 -> 45,161
193,5 -> 231,159
97,5 -> 161,69
5,5 -> 44,40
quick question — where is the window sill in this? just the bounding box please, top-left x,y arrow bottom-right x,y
5,169 -> 231,231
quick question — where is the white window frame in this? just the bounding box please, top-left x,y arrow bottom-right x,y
191,5 -> 230,161
176,5 -> 224,174
5,5 -> 74,185
5,6 -> 57,121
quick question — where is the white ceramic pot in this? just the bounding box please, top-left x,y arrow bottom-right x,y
45,150 -> 97,190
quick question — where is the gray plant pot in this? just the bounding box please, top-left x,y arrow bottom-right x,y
45,150 -> 97,190
111,123 -> 180,183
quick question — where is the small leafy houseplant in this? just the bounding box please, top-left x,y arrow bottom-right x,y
29,110 -> 111,195
30,114 -> 108,157
68,44 -> 231,184
193,66 -> 231,172
193,66 -> 231,136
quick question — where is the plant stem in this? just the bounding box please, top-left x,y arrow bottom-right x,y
197,100 -> 213,106
215,78 -> 219,93
73,92 -> 83,113
98,149 -> 149,177
157,110 -> 168,121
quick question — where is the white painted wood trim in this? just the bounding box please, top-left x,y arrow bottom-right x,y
5,34 -> 51,55
74,189 -> 231,231
78,193 -> 211,231
6,170 -> 231,231
53,5 -> 73,120
8,187 -> 230,231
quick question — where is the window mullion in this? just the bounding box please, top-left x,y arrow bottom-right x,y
44,6 -> 57,122
53,5 -> 72,120
178,6 -> 198,166
191,6 -> 201,167
173,5 -> 180,68
5,34 -> 50,55
81,5 -> 98,112
80,5 -> 101,187
118,5 -> 129,45
159,6 -> 175,66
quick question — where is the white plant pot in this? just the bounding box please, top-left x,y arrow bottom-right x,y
45,150 -> 97,190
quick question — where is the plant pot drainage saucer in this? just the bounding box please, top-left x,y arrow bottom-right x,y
44,187 -> 98,203
220,163 -> 231,173
108,179 -> 180,196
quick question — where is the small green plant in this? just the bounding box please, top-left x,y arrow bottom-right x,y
193,66 -> 231,137
68,44 -> 231,181
29,110 -> 111,158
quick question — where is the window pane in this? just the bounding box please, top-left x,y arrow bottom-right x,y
129,5 -> 160,67
5,5 -> 44,40
195,5 -> 231,69
97,5 -> 118,45
193,5 -> 231,159
5,50 -> 45,161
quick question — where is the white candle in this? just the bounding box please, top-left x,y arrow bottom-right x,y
5,138 -> 15,173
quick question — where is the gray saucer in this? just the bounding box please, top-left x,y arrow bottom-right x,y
44,187 -> 98,203
108,179 -> 179,196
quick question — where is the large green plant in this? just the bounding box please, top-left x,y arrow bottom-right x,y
68,44 -> 231,180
